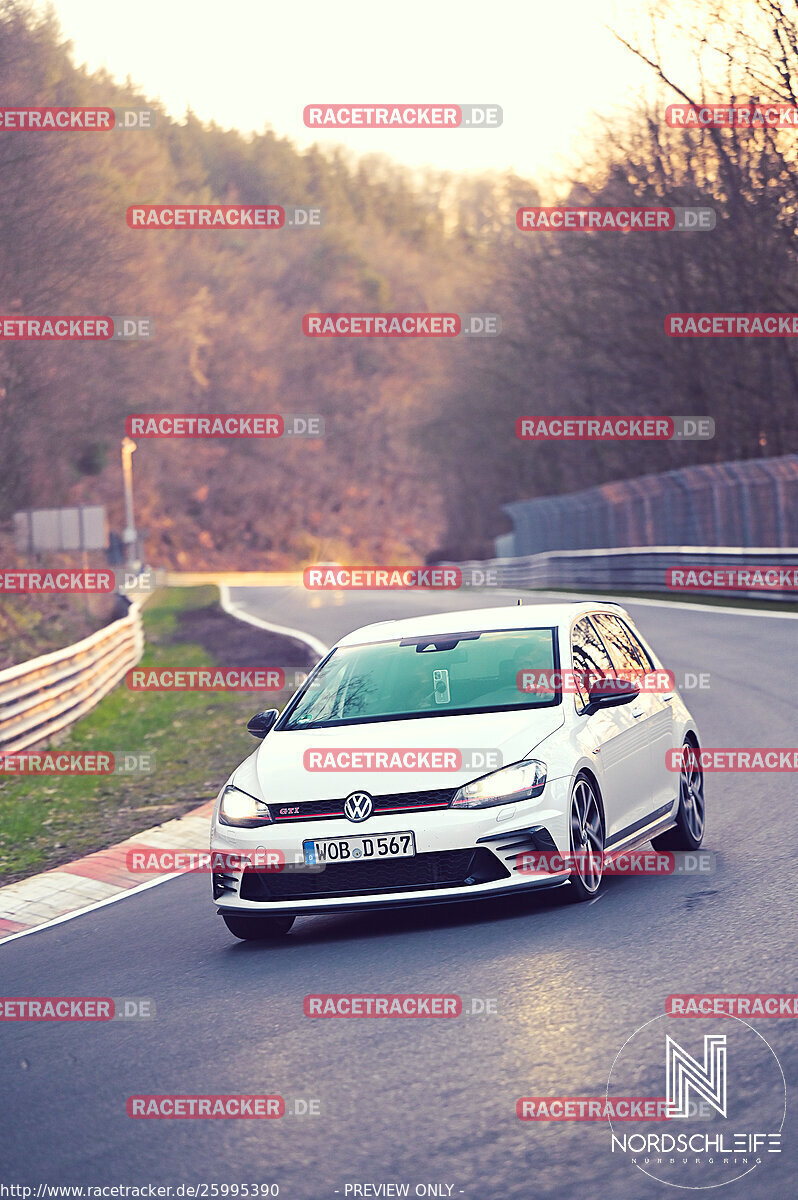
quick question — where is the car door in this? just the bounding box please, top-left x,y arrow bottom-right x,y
591,613 -> 676,827
570,616 -> 650,845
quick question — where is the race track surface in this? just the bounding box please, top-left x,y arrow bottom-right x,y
2,588 -> 795,1198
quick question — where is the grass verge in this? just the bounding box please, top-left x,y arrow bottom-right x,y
0,591 -> 117,670
0,586 -> 315,885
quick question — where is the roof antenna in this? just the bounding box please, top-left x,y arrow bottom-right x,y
517,598 -> 523,606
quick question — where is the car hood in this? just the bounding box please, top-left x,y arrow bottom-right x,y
251,706 -> 564,802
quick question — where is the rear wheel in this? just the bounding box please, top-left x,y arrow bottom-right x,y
566,773 -> 605,902
652,740 -> 705,850
222,913 -> 295,941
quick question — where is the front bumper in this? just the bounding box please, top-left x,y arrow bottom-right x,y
210,785 -> 571,915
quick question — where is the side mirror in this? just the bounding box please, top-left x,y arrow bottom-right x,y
585,676 -> 640,715
247,709 -> 279,739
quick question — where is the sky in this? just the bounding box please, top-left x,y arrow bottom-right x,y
46,0 -> 675,181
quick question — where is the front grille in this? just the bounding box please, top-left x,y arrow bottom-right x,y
240,847 -> 509,902
269,788 -> 457,823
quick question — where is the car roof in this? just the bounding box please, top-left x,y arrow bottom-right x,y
336,601 -> 630,647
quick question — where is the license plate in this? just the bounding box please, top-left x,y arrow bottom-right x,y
303,831 -> 416,865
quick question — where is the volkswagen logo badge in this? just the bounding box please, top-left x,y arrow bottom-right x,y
344,791 -> 373,822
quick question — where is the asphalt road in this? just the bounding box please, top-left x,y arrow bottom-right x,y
1,587 -> 796,1199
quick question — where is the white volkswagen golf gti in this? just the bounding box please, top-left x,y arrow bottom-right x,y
211,602 -> 705,940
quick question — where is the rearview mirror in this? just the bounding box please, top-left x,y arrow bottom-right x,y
247,709 -> 279,739
585,677 -> 640,714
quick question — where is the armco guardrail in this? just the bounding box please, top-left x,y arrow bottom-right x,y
0,603 -> 144,754
454,547 -> 798,601
499,454 -> 798,556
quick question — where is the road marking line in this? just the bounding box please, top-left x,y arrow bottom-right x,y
0,873 -> 185,946
220,584 -> 329,657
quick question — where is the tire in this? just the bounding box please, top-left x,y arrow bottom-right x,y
652,740 -> 705,851
566,772 -> 605,902
222,913 -> 295,941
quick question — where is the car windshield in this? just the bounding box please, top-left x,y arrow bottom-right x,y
281,627 -> 559,729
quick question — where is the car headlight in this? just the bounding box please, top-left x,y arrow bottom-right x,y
218,783 -> 272,827
451,759 -> 546,809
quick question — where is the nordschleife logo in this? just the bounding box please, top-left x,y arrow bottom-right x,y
606,1014 -> 785,1189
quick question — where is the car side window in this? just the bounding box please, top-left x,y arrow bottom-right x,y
571,617 -> 616,710
592,614 -> 653,676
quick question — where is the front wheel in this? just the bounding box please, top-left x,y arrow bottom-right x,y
222,913 -> 295,941
566,773 -> 605,902
652,741 -> 705,851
